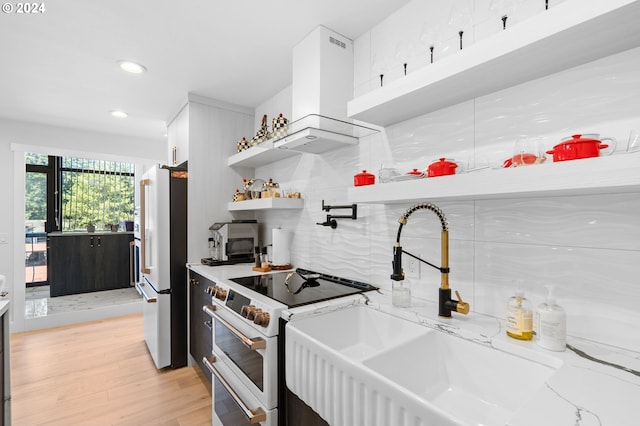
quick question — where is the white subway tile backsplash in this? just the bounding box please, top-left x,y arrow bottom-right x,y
474,47 -> 640,149
474,241 -> 640,351
475,194 -> 640,250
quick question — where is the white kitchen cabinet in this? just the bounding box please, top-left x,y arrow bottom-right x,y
167,95 -> 254,262
167,104 -> 189,166
348,154 -> 640,204
347,0 -> 640,127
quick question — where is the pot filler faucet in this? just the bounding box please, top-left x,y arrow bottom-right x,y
390,202 -> 470,318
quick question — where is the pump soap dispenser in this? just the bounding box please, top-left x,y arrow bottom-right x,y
506,289 -> 533,340
535,285 -> 566,351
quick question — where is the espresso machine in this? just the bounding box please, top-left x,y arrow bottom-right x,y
202,220 -> 259,266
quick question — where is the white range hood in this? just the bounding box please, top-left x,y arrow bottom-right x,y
283,26 -> 378,153
273,114 -> 378,154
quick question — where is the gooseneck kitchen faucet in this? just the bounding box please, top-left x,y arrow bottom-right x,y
391,202 -> 470,318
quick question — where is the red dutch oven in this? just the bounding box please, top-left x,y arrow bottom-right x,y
546,134 -> 616,162
354,170 -> 375,186
427,158 -> 458,177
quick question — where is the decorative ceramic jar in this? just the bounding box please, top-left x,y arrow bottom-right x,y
271,113 -> 289,139
233,189 -> 245,202
236,137 -> 250,152
262,178 -> 280,198
250,114 -> 271,146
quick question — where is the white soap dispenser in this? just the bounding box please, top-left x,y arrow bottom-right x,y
535,285 -> 566,351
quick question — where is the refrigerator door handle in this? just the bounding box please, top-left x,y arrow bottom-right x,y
129,240 -> 135,286
135,282 -> 157,303
139,178 -> 151,274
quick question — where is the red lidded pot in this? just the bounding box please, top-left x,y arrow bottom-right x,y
427,158 -> 458,177
354,170 -> 375,186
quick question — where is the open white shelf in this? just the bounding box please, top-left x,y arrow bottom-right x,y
228,142 -> 299,168
348,154 -> 640,204
348,0 -> 640,127
228,197 -> 304,211
227,114 -> 379,168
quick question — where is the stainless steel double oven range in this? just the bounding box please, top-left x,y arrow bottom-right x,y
202,268 -> 376,426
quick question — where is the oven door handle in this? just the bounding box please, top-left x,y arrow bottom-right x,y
202,356 -> 267,424
202,305 -> 266,350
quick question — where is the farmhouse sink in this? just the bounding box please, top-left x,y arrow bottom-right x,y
286,305 -> 427,360
286,305 -> 559,426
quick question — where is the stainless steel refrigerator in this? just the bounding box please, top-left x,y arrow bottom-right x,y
136,162 -> 187,369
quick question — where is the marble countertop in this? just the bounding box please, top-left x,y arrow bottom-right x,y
283,290 -> 640,426
187,262 -> 284,281
187,263 -> 640,425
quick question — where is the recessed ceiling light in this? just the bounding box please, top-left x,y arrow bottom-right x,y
110,110 -> 128,118
118,60 -> 147,74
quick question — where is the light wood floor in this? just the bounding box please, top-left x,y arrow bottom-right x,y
10,313 -> 212,426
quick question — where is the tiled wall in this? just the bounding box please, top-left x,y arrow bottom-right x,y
250,1 -> 640,352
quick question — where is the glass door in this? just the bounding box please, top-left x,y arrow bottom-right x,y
25,154 -> 57,287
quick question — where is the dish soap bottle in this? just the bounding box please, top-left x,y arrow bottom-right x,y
506,289 -> 533,340
535,285 -> 566,351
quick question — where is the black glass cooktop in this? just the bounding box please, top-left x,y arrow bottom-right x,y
229,268 -> 377,308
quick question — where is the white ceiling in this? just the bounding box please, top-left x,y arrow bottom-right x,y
1,0 -> 410,143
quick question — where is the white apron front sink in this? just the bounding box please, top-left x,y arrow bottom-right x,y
286,305 -> 560,426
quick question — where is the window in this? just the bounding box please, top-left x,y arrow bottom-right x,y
24,153 -> 136,286
60,157 -> 135,231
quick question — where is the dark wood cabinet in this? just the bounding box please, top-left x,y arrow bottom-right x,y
0,303 -> 8,426
0,312 -> 4,425
188,271 -> 213,383
48,233 -> 134,297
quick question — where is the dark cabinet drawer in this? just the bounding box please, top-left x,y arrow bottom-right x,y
189,271 -> 214,383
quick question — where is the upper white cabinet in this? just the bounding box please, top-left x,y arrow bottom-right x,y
348,154 -> 640,204
227,114 -> 379,168
347,0 -> 640,127
167,104 -> 189,165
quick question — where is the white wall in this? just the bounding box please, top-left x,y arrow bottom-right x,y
186,98 -> 255,262
250,1 -> 640,353
0,117 -> 165,331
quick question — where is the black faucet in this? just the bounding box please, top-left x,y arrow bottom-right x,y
316,200 -> 357,229
391,202 -> 469,318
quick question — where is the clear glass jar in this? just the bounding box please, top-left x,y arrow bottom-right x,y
392,279 -> 411,307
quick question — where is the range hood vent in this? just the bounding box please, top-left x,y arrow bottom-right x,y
273,114 -> 379,154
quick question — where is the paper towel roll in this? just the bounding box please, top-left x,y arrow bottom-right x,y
272,229 -> 291,266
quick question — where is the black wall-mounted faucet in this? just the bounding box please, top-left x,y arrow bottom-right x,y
316,200 -> 357,229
